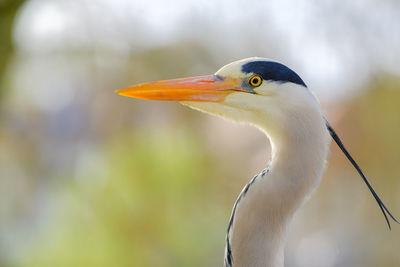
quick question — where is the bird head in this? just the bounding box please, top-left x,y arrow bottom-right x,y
116,57 -> 399,229
117,57 -> 322,137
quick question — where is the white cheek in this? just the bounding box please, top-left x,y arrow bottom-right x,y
223,92 -> 262,111
253,82 -> 280,96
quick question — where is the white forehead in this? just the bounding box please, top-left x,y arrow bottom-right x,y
215,57 -> 277,78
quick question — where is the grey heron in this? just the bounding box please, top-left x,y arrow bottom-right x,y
116,57 -> 398,267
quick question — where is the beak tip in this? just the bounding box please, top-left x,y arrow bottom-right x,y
115,89 -> 126,96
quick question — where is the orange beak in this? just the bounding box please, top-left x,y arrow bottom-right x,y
116,75 -> 243,102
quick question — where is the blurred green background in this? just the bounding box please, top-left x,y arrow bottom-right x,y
0,0 -> 399,266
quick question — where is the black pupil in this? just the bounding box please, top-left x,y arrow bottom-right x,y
252,77 -> 259,84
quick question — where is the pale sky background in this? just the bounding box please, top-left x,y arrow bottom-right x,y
13,0 -> 400,107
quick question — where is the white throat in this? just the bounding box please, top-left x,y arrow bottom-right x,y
182,82 -> 331,267
224,104 -> 331,267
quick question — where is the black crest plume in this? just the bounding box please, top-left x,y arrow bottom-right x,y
326,121 -> 399,229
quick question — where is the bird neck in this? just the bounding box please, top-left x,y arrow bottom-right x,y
227,114 -> 330,267
268,125 -> 329,216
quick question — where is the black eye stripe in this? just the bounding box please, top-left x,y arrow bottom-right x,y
242,61 -> 307,87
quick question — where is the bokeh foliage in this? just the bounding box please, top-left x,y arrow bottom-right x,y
18,129 -> 229,267
1,1 -> 400,267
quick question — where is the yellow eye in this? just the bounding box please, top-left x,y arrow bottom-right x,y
249,75 -> 262,87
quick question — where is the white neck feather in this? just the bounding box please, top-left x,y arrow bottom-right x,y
225,105 -> 330,267
182,83 -> 331,267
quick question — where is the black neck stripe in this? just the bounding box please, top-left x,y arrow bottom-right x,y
242,61 -> 307,87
